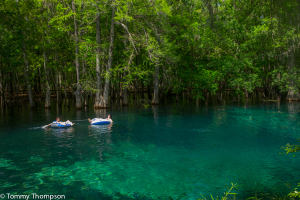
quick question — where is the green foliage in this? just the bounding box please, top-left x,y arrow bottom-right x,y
199,183 -> 239,200
287,183 -> 300,199
282,140 -> 300,155
1,0 -> 300,102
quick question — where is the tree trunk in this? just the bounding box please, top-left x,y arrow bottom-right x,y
110,82 -> 114,101
134,56 -> 139,100
17,2 -> 34,108
122,50 -> 134,106
0,55 -> 3,107
117,72 -> 121,100
207,0 -> 214,28
217,92 -> 224,104
151,65 -> 159,105
82,59 -> 88,106
141,81 -> 144,99
72,0 -> 82,109
33,73 -> 37,95
64,72 -> 69,106
57,69 -> 62,106
122,71 -> 128,106
94,3 -> 102,108
44,51 -> 51,108
133,77 -> 138,100
8,73 -> 12,106
43,3 -> 51,108
148,84 -> 151,100
23,42 -> 34,108
84,92 -> 89,106
205,91 -> 210,106
38,67 -> 41,93
286,39 -> 300,100
100,3 -> 115,108
244,90 -> 249,100
13,72 -> 19,107
5,82 -> 8,107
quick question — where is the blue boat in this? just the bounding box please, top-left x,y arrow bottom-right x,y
50,120 -> 74,128
90,118 -> 111,125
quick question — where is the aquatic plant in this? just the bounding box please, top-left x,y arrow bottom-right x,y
199,183 -> 239,200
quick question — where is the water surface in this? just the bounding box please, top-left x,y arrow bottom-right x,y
0,102 -> 300,199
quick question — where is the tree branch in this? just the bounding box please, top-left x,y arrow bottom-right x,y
115,21 -> 138,54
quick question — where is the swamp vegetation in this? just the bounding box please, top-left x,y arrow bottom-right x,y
1,0 -> 300,109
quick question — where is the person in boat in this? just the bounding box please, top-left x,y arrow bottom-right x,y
44,117 -> 74,128
107,114 -> 113,123
45,117 -> 60,127
88,114 -> 113,123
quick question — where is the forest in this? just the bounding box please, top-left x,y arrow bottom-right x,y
1,0 -> 300,109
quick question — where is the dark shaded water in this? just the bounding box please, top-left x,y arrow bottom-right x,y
0,101 -> 300,199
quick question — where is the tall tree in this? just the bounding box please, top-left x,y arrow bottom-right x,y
100,0 -> 116,108
17,1 -> 34,108
152,64 -> 159,104
94,1 -> 102,108
43,3 -> 51,108
0,55 -> 3,107
72,0 -> 82,109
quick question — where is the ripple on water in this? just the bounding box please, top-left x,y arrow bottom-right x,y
1,103 -> 300,199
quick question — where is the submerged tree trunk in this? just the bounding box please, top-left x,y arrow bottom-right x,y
72,0 -> 82,109
100,2 -> 115,108
286,39 -> 300,100
151,65 -> 159,105
94,4 -> 102,108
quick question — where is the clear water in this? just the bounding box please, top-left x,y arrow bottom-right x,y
0,102 -> 300,199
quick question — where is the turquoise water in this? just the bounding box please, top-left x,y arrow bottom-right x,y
0,102 -> 300,199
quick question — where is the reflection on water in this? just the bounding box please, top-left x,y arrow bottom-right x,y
49,127 -> 75,136
88,124 -> 113,161
94,109 -> 107,118
89,123 -> 113,133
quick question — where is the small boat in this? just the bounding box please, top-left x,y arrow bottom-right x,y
90,118 -> 111,125
51,120 -> 74,128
